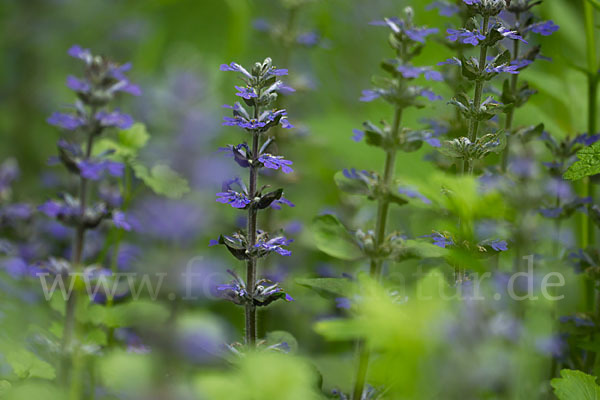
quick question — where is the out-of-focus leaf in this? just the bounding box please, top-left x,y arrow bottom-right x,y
296,277 -> 357,299
551,369 -> 600,400
132,162 -> 190,199
310,215 -> 363,260
564,142 -> 600,180
6,349 -> 55,380
117,123 -> 150,154
99,350 -> 153,393
0,380 -> 11,395
334,171 -> 369,196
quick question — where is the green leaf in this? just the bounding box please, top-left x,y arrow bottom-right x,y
564,142 -> 600,181
133,162 -> 190,199
118,123 -> 150,154
6,349 -> 56,380
551,369 -> 600,400
395,240 -> 447,262
310,215 -> 363,260
295,277 -> 356,299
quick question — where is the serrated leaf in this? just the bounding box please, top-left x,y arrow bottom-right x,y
133,162 -> 190,199
564,142 -> 600,180
310,215 -> 363,260
551,369 -> 600,400
295,277 -> 357,299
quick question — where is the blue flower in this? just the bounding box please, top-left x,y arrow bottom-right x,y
258,154 -> 293,173
489,239 -> 508,252
235,85 -> 258,100
219,143 -> 251,168
486,64 -> 520,74
397,65 -> 443,81
113,211 -> 132,231
405,27 -> 439,43
67,45 -> 92,62
498,27 -> 528,43
335,297 -> 352,309
360,89 -> 382,102
255,236 -> 293,256
446,28 -> 485,46
297,32 -> 321,47
528,20 -> 559,36
66,76 -> 91,92
421,232 -> 454,248
77,160 -> 125,180
95,110 -> 134,129
352,129 -> 365,142
47,112 -> 86,130
426,1 -> 460,17
216,191 -> 251,209
398,186 -> 431,204
420,89 -> 442,101
219,62 -> 252,79
270,197 -> 295,210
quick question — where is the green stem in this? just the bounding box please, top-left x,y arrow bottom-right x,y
466,14 -> 490,174
501,28 -> 521,172
60,112 -> 96,384
352,107 -> 403,400
245,104 -> 261,346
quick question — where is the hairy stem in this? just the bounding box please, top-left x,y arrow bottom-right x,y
245,104 -> 261,346
352,107 -> 403,400
501,25 -> 520,172
466,14 -> 490,174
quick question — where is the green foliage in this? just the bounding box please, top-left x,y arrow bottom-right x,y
296,277 -> 357,299
195,352 -> 324,400
95,123 -> 190,199
551,369 -> 600,400
5,349 -> 55,380
310,214 -> 363,260
564,142 -> 600,181
265,330 -> 299,354
99,350 -> 153,393
131,162 -> 190,199
83,300 -> 170,329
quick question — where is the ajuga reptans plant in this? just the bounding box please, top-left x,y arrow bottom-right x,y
40,45 -> 139,379
212,58 -> 294,346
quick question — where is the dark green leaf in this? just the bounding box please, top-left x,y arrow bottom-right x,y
310,215 -> 363,260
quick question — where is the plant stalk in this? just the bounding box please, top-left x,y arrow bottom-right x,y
352,107 -> 403,400
245,104 -> 261,346
466,14 -> 490,174
501,23 -> 521,172
60,114 -> 96,384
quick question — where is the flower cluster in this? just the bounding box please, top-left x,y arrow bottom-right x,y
212,58 -> 295,345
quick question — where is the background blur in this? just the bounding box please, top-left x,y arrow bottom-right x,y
0,0 -> 594,398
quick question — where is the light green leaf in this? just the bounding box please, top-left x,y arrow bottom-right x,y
310,215 -> 363,260
564,142 -> 600,181
133,162 -> 190,199
295,277 -> 356,299
551,369 -> 600,400
0,380 -> 11,395
6,350 -> 56,380
118,123 -> 150,153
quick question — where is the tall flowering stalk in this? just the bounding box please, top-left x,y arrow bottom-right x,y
499,0 -> 558,171
42,45 -> 138,377
440,0 -> 529,174
213,58 -> 294,345
346,8 -> 442,399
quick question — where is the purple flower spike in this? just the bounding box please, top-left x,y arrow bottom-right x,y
255,236 -> 293,256
220,62 -> 252,79
216,191 -> 251,209
78,160 -> 125,180
95,110 -> 134,129
258,154 -> 293,173
47,112 -> 86,130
